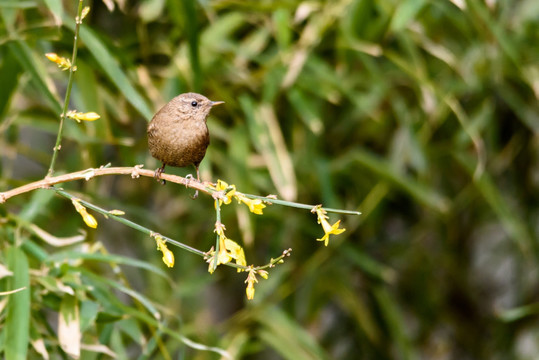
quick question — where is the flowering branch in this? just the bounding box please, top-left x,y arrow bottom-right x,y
46,0 -> 88,177
2,166 -> 359,299
53,189 -> 283,274
0,166 -> 360,216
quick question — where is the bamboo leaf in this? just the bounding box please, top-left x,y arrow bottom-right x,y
240,96 -> 297,200
61,20 -> 153,120
58,295 -> 81,359
390,0 -> 428,32
4,246 -> 31,360
338,149 -> 450,213
7,40 -> 62,114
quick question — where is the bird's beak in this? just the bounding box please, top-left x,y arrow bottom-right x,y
211,100 -> 225,107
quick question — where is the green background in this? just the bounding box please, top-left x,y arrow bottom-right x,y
1,0 -> 538,359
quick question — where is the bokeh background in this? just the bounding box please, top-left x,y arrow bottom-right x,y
1,0 -> 539,359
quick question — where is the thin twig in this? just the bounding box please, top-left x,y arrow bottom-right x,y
54,189 -> 207,257
46,0 -> 85,177
54,188 -> 287,274
212,201 -> 221,272
242,193 -> 361,215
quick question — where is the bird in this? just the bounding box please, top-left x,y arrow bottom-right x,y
147,92 -> 224,197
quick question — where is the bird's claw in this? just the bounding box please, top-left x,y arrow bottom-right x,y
154,166 -> 166,185
185,174 -> 199,199
184,174 -> 194,187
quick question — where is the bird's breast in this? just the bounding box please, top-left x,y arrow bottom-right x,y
148,119 -> 209,167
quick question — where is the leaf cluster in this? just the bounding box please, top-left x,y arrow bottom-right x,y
1,0 -> 539,359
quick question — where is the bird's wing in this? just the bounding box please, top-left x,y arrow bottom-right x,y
147,121 -> 156,137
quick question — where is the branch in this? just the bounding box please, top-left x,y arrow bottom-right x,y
1,165 -> 209,203
1,165 -> 361,216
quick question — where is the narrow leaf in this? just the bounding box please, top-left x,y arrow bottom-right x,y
5,246 -> 31,360
59,295 -> 81,359
62,20 -> 153,120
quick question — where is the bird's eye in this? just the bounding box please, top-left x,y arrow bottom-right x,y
191,101 -> 198,107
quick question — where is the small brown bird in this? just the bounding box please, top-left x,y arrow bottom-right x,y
147,92 -> 224,196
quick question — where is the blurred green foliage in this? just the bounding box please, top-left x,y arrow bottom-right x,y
1,0 -> 539,359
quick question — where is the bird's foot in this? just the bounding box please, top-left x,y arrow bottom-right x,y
154,165 -> 166,185
184,173 -> 194,186
184,174 -> 199,199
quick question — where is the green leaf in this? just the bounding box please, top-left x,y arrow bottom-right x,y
373,286 -> 418,360
48,251 -> 170,280
338,149 -> 450,213
240,96 -> 297,201
256,307 -> 329,360
7,40 -> 62,114
0,49 -> 22,118
18,189 -> 55,222
181,0 -> 201,91
80,300 -> 100,332
455,152 -> 535,257
82,270 -> 160,320
42,0 -> 64,25
341,244 -> 396,283
498,302 -> 539,322
62,21 -> 154,120
390,0 -> 428,32
138,0 -> 165,23
4,246 -> 31,360
287,87 -> 324,134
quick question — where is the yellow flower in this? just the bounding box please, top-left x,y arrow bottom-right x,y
153,234 -> 175,268
245,268 -> 258,300
246,280 -> 255,300
161,247 -> 175,268
214,222 -> 231,263
313,206 -> 345,246
45,53 -> 73,71
71,199 -> 97,228
210,180 -> 236,206
225,239 -> 247,270
234,194 -> 266,215
81,6 -> 90,20
66,110 -> 101,123
207,222 -> 247,273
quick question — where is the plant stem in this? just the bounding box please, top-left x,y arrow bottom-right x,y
46,0 -> 85,177
241,193 -> 361,215
212,200 -> 221,272
53,188 -> 291,272
54,189 -> 206,257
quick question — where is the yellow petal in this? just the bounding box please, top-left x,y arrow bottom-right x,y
81,6 -> 90,19
217,249 -> 232,265
216,179 -> 229,191
45,53 -> 72,70
161,248 -> 175,268
316,233 -> 330,246
78,112 -> 100,121
82,211 -> 98,229
224,239 -> 247,270
235,194 -> 265,215
246,281 -> 255,300
45,53 -> 60,63
71,199 -> 97,228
